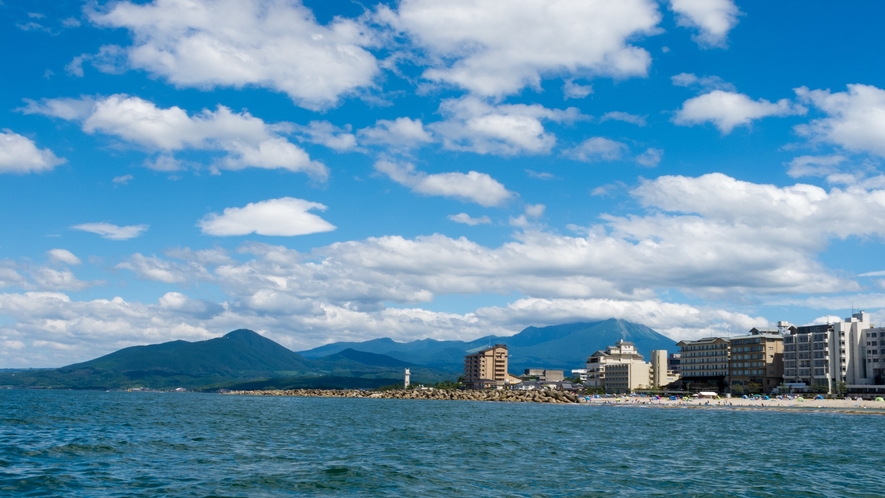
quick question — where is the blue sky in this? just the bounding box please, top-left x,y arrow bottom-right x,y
3,0 -> 885,367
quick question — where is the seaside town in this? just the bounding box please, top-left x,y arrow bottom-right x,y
460,311 -> 885,400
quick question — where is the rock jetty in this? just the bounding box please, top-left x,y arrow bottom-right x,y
226,388 -> 581,404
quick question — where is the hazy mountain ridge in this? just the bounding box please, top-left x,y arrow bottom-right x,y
299,319 -> 677,372
0,330 -> 449,390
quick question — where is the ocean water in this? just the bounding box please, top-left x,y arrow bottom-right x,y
1,390 -> 883,497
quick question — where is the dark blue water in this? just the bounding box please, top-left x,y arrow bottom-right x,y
1,390 -> 883,497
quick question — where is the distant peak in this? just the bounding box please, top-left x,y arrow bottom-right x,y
223,329 -> 260,340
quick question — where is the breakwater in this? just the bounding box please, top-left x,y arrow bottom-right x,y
226,388 -> 581,403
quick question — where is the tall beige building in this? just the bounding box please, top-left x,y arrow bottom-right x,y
464,344 -> 514,389
650,349 -> 680,388
586,340 -> 650,393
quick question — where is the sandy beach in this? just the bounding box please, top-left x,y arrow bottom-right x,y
585,395 -> 885,414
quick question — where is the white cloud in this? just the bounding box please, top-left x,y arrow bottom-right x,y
786,155 -> 847,178
0,130 -> 65,174
47,249 -> 82,266
357,117 -> 434,152
601,111 -> 647,126
30,268 -> 93,292
24,95 -> 327,179
795,84 -> 885,158
88,0 -> 380,110
671,72 -> 736,92
117,254 -> 191,283
632,173 -> 885,244
430,97 -> 583,156
526,169 -> 556,180
635,147 -> 663,167
198,197 -> 336,237
565,137 -> 628,162
563,80 -> 593,99
294,121 -> 356,152
524,204 -> 546,218
673,90 -> 805,134
670,0 -> 740,48
381,0 -> 660,97
375,160 -> 513,207
71,223 -> 148,240
0,289 -> 768,367
113,174 -> 134,185
448,213 -> 491,226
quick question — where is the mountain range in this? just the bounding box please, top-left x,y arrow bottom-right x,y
0,319 -> 677,390
298,318 -> 676,372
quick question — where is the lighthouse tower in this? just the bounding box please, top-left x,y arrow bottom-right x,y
404,368 -> 411,389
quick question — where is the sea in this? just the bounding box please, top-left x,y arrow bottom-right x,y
1,390 -> 883,497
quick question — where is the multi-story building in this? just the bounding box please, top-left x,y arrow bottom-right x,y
677,337 -> 730,391
464,344 -> 515,389
521,369 -> 564,382
586,340 -> 650,393
727,332 -> 783,393
863,327 -> 885,385
668,353 -> 681,376
783,311 -> 872,394
650,349 -> 680,388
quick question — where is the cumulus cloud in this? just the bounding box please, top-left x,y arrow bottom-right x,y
375,160 -> 513,207
294,121 -> 357,152
47,249 -> 82,266
635,147 -> 663,167
380,0 -> 660,97
670,0 -> 740,48
71,222 -> 148,240
357,117 -> 434,152
795,84 -> 885,158
12,170 -> 885,365
632,173 -> 885,245
199,197 -> 336,237
0,289 -> 768,367
430,97 -> 583,156
673,90 -> 806,134
24,95 -> 327,179
786,155 -> 847,178
448,213 -> 491,226
563,80 -> 593,99
87,0 -> 380,110
0,130 -> 65,174
565,137 -> 628,162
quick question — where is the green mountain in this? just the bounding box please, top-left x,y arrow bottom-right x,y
0,329 -> 450,390
299,319 -> 677,372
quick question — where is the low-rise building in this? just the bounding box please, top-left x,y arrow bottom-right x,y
521,369 -> 564,382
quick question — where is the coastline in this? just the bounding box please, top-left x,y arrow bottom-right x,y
225,388 -> 885,414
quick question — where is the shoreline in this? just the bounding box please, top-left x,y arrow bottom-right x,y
225,388 -> 885,414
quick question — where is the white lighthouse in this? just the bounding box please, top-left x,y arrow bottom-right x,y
404,368 -> 411,389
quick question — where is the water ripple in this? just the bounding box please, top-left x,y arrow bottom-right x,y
2,391 -> 884,496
